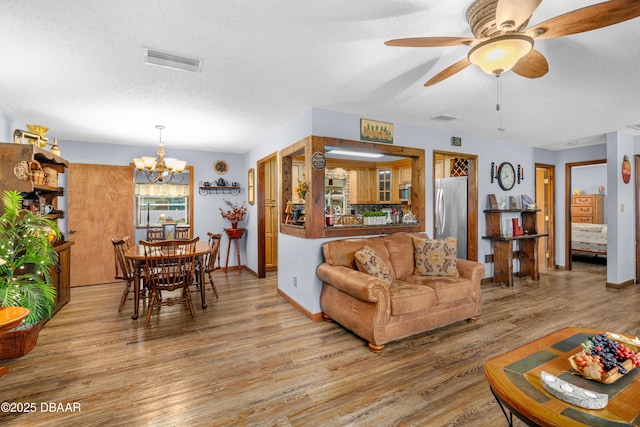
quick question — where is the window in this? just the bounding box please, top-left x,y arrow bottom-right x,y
136,194 -> 190,227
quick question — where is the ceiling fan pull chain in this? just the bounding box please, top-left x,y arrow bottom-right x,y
496,75 -> 505,133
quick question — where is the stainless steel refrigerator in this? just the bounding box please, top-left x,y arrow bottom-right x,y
435,176 -> 468,259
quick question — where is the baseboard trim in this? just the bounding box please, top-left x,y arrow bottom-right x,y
277,288 -> 323,321
606,279 -> 635,289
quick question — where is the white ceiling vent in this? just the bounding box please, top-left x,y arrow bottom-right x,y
432,114 -> 460,121
144,48 -> 202,73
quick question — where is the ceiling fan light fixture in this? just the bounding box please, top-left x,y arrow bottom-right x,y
468,34 -> 533,75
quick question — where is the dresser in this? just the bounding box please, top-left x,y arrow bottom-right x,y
571,194 -> 604,224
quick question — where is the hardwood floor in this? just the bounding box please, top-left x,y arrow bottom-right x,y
1,263 -> 639,426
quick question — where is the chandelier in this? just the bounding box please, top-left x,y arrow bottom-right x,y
133,125 -> 187,183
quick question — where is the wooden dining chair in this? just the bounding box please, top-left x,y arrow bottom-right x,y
111,236 -> 136,312
175,227 -> 190,240
202,232 -> 222,299
140,237 -> 199,327
146,227 -> 164,241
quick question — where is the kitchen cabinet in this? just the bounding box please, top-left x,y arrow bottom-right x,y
0,142 -> 72,315
377,168 -> 392,203
400,165 -> 412,184
349,168 -> 376,204
292,161 -> 306,203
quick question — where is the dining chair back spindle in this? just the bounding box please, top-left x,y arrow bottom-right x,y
111,236 -> 136,312
140,237 -> 199,327
146,227 -> 164,242
175,227 -> 190,240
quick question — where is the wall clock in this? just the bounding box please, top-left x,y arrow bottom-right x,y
213,160 -> 228,175
497,162 -> 516,191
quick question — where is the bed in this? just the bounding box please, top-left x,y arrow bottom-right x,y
571,222 -> 607,256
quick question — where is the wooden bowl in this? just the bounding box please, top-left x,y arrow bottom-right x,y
0,307 -> 30,334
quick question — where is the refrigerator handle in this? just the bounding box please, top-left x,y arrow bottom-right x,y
436,188 -> 445,235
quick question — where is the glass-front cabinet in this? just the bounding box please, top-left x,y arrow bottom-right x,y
377,169 -> 392,203
279,135 -> 425,238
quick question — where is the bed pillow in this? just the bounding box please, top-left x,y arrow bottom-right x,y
413,236 -> 459,277
354,246 -> 393,284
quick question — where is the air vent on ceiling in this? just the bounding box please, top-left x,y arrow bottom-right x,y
144,48 -> 202,73
432,114 -> 460,121
627,124 -> 640,131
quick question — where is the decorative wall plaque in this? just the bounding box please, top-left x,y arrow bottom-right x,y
311,152 -> 326,169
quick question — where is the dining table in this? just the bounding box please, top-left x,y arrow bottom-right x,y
124,240 -> 211,320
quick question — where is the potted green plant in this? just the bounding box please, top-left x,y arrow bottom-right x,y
0,190 -> 60,358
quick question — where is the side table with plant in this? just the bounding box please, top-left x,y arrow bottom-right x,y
0,190 -> 60,358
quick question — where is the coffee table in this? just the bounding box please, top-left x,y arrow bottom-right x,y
484,327 -> 640,426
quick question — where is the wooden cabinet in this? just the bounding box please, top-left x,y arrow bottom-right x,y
483,209 -> 547,287
292,161 -> 306,203
349,168 -> 376,204
571,194 -> 604,224
400,165 -> 412,184
377,168 -> 392,203
51,241 -> 72,315
0,142 -> 72,315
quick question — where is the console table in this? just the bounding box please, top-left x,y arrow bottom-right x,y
224,227 -> 245,273
483,209 -> 547,286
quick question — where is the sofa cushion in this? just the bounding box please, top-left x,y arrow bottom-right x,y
402,275 -> 475,304
354,246 -> 393,284
389,280 -> 438,315
413,236 -> 459,277
383,232 -> 428,278
323,237 -> 395,279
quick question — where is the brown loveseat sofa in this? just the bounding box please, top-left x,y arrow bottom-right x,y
316,232 -> 485,351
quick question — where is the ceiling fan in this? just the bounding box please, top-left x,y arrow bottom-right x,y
385,0 -> 640,86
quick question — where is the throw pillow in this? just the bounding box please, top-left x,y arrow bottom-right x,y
354,246 -> 393,283
413,236 -> 459,277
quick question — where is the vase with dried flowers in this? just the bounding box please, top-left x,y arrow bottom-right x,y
219,199 -> 247,229
296,174 -> 307,201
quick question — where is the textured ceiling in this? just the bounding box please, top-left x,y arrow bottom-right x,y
0,0 -> 639,153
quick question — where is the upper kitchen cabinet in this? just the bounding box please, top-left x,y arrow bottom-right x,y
349,168 -> 376,204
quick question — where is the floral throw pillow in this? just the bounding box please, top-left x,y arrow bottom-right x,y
413,236 -> 459,277
354,246 -> 393,284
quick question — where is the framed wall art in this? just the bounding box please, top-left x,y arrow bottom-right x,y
360,119 -> 393,144
247,168 -> 255,205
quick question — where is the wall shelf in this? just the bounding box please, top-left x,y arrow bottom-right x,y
198,182 -> 241,196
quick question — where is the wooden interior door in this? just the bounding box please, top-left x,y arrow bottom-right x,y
265,156 -> 278,271
535,164 -> 555,271
68,164 -> 134,286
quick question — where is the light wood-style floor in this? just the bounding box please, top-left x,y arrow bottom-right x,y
1,262 -> 639,426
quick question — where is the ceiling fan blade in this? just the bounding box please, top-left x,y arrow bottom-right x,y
496,0 -> 542,31
511,49 -> 549,78
385,36 -> 477,48
424,58 -> 471,86
528,0 -> 640,40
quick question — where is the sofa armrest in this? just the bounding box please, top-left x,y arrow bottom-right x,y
456,259 -> 485,284
316,263 -> 390,303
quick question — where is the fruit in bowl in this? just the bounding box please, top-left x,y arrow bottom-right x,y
569,332 -> 640,384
